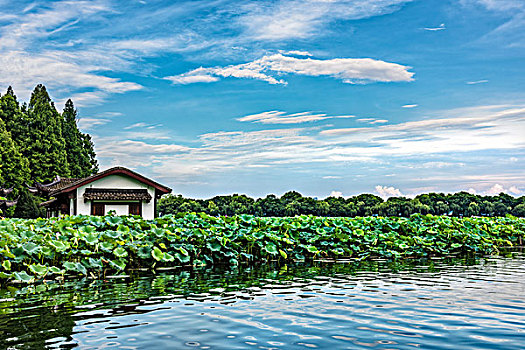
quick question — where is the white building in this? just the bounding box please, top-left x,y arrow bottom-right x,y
37,167 -> 171,219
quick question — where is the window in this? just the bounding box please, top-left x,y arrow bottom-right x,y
129,202 -> 141,216
91,203 -> 105,216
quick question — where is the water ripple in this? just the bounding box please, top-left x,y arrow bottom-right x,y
1,254 -> 524,349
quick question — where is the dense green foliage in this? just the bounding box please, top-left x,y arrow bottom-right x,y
62,99 -> 98,178
1,213 -> 523,284
0,119 -> 29,191
0,85 -> 98,212
13,189 -> 41,219
159,191 -> 525,218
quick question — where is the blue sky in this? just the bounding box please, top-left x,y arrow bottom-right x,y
1,0 -> 524,198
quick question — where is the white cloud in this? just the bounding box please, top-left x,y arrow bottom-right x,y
165,53 -> 415,86
0,1 -> 214,105
424,23 -> 446,31
466,80 -> 489,84
420,161 -> 464,169
402,104 -> 418,108
486,183 -> 521,195
329,190 -> 343,197
0,51 -> 142,105
375,185 -> 403,198
124,122 -> 148,130
357,118 -> 389,124
321,105 -> 525,156
77,110 -> 123,131
239,0 -> 413,40
237,110 -> 355,124
463,0 -> 525,47
0,1 -> 148,104
464,183 -> 521,196
77,117 -> 111,130
508,186 -> 521,195
94,105 -> 525,183
165,72 -> 220,85
279,50 -> 313,56
123,122 -> 162,130
323,176 -> 342,179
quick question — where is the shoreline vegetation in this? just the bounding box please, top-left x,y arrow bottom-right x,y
159,191 -> 525,218
1,213 -> 523,285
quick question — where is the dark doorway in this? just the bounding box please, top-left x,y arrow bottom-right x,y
91,203 -> 105,216
128,202 -> 141,216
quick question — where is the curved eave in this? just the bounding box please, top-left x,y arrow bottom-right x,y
50,167 -> 172,197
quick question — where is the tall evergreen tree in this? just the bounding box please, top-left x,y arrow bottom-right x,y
82,133 -> 99,175
0,118 -> 29,191
62,99 -> 98,177
0,86 -> 26,144
22,84 -> 70,183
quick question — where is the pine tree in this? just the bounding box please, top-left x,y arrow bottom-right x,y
81,133 -> 99,175
0,86 -> 27,144
62,99 -> 98,177
23,84 -> 70,183
0,118 -> 29,191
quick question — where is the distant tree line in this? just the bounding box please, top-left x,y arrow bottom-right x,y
159,191 -> 525,217
0,85 -> 98,217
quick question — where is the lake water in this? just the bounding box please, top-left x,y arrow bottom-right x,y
1,254 -> 524,349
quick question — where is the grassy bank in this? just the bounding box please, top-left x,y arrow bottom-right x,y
1,213 -> 523,284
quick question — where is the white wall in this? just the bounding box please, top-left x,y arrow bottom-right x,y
105,203 -> 131,216
75,174 -> 156,219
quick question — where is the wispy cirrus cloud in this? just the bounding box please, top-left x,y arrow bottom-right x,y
0,0 -> 212,104
165,53 -> 415,86
77,111 -> 123,131
356,118 -> 389,124
237,111 -> 355,124
462,0 -> 525,47
77,117 -> 112,130
0,0 -> 417,105
95,105 -> 525,184
466,79 -> 488,84
239,0 -> 413,40
423,23 -> 446,31
279,50 -> 313,56
321,105 -> 525,155
0,0 -> 144,104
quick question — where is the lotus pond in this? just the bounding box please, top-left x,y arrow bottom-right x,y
0,214 -> 524,284
1,253 -> 525,349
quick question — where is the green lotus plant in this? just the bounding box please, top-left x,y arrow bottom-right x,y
0,213 -> 523,284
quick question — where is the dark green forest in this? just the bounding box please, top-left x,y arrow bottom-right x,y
0,85 -> 97,216
159,191 -> 525,218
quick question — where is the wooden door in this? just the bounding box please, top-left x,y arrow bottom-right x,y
91,203 -> 105,216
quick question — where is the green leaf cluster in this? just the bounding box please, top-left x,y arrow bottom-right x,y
0,213 -> 523,284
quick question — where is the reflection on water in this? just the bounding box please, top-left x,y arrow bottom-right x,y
1,254 -> 525,349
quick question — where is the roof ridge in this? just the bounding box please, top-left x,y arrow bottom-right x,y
48,166 -> 171,196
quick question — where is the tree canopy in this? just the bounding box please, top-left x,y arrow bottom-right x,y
0,85 -> 98,215
159,191 -> 525,218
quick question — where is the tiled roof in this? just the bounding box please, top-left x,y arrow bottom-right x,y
0,199 -> 18,208
36,177 -> 82,192
83,188 -> 152,201
48,167 -> 171,196
39,198 -> 58,207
